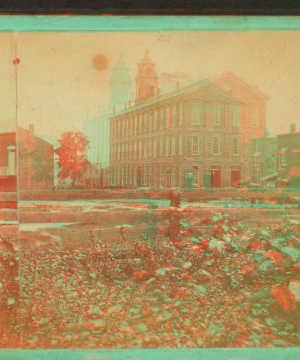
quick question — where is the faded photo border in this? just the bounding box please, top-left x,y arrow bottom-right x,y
1,15 -> 300,360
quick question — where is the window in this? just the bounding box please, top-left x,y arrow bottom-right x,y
149,110 -> 153,131
225,106 -> 232,129
165,136 -> 171,157
179,103 -> 183,125
173,104 -> 177,125
125,143 -> 128,160
134,142 -> 137,159
225,142 -> 231,159
149,167 -> 152,186
192,136 -> 199,154
144,111 -> 148,133
179,135 -> 183,155
153,109 -> 157,130
143,141 -> 147,159
279,148 -> 287,168
123,143 -> 126,160
117,144 -> 120,161
149,138 -> 152,158
118,119 -> 121,138
129,116 -> 132,135
166,106 -> 170,128
152,138 -> 156,158
169,106 -> 173,128
213,136 -> 220,155
213,105 -> 221,126
140,113 -> 143,133
172,136 -> 176,155
199,105 -> 205,126
133,115 -> 136,134
160,136 -> 163,157
186,136 -> 192,158
123,119 -> 126,137
126,118 -> 128,136
139,141 -> 142,159
233,136 -> 239,155
193,105 -> 201,125
233,107 -> 240,127
130,143 -> 132,160
144,167 -> 148,186
193,166 -> 198,185
157,107 -> 161,129
186,104 -> 193,128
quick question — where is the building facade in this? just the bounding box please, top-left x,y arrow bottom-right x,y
214,72 -> 269,180
83,54 -> 134,188
250,124 -> 300,189
109,51 -> 258,190
0,125 -> 54,191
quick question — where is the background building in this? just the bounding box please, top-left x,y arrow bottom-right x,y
83,54 -> 134,188
251,124 -> 300,189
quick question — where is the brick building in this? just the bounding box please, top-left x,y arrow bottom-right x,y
251,124 -> 300,189
0,132 -> 17,192
0,125 -> 54,191
108,51 -> 268,190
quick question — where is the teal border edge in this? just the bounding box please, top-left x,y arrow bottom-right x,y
1,12 -> 300,359
1,15 -> 300,31
0,348 -> 300,359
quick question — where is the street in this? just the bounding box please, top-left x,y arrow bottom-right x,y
16,199 -> 300,249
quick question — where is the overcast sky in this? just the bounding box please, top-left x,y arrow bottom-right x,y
1,31 -> 300,137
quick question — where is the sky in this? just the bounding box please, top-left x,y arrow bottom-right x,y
1,31 -> 300,138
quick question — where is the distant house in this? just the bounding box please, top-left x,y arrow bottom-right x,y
0,132 -> 17,192
250,124 -> 300,189
0,125 -> 54,192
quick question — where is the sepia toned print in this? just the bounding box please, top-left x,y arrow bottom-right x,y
0,26 -> 300,353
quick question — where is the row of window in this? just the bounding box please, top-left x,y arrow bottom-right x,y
110,135 -> 239,161
109,165 -> 241,188
84,122 -> 108,142
110,103 -> 240,139
252,149 -> 300,171
87,146 -> 108,164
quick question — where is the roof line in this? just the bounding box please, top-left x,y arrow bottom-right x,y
111,76 -> 243,117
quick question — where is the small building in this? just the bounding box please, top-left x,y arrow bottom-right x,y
250,124 -> 300,189
0,125 -> 54,192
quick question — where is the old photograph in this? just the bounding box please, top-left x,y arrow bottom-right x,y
0,22 -> 300,353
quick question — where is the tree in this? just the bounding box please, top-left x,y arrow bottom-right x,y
28,142 -> 53,189
55,132 -> 90,188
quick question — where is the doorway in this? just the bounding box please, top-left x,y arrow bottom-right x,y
231,166 -> 241,187
211,166 -> 221,188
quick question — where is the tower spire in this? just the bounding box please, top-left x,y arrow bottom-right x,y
109,54 -> 132,109
135,50 -> 158,102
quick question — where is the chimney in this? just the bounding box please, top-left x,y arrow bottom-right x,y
128,100 -> 131,108
29,124 -> 34,135
124,102 -> 127,110
264,128 -> 269,137
289,123 -> 296,134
